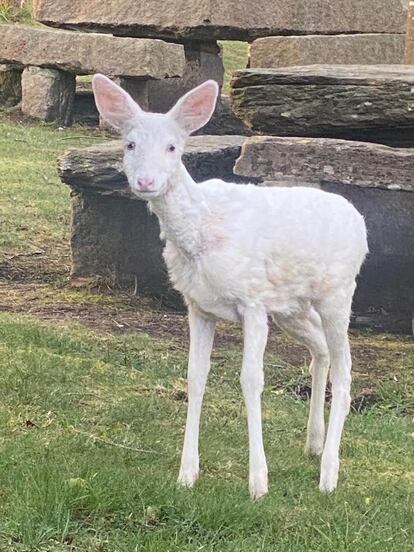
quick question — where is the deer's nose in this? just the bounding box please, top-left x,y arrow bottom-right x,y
136,177 -> 154,191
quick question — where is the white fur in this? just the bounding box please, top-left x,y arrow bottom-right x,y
93,74 -> 369,498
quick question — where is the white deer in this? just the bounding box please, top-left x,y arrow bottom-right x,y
92,74 -> 368,498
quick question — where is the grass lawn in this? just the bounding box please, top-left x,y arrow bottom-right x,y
0,118 -> 110,281
0,311 -> 413,552
220,41 -> 248,92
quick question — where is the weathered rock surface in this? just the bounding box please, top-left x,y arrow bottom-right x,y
230,65 -> 414,146
59,135 -> 249,303
33,0 -> 409,40
250,34 -> 405,68
0,24 -> 185,78
404,2 -> 414,63
234,136 -> 414,332
21,66 -> 75,125
234,136 -> 414,192
0,64 -> 22,107
200,96 -> 252,136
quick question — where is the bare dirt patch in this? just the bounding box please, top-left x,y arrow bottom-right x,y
1,278 -> 413,380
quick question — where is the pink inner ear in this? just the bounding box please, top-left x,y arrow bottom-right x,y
99,88 -> 125,114
93,74 -> 139,130
172,81 -> 218,133
185,88 -> 213,115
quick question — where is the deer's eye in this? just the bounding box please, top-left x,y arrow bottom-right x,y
126,142 -> 136,151
167,144 -> 176,153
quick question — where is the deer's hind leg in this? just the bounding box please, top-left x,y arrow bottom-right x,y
274,307 -> 330,456
315,289 -> 354,492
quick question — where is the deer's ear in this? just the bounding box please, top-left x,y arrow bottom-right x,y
168,80 -> 219,134
92,74 -> 141,132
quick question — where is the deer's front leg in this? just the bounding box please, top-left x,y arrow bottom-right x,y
241,307 -> 269,500
178,305 -> 215,487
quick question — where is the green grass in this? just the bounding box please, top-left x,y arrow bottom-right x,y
0,119 -> 109,278
220,41 -> 249,93
0,312 -> 413,551
0,1 -> 33,24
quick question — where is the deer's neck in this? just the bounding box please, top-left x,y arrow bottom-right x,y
149,163 -> 208,256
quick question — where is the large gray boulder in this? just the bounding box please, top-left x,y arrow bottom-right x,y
0,24 -> 185,78
58,136 -> 249,305
235,136 -> 414,332
33,0 -> 409,40
250,34 -> 405,68
230,65 -> 414,146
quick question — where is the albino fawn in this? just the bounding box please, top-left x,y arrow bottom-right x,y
92,74 -> 368,498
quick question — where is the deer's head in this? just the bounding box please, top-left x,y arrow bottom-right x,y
92,74 -> 219,199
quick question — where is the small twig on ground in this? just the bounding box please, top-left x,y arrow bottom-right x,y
70,426 -> 158,454
64,392 -> 101,398
57,136 -> 107,141
112,319 -> 129,328
133,275 -> 138,297
7,249 -> 44,261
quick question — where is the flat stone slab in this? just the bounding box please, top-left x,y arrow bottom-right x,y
250,34 -> 405,68
230,65 -> 414,146
0,24 -> 185,78
59,135 -> 249,196
33,0 -> 409,40
234,136 -> 414,192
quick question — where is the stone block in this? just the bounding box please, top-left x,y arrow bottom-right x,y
230,65 -> 414,146
33,0 -> 409,40
0,64 -> 22,107
250,34 -> 405,68
0,24 -> 185,78
21,66 -> 75,125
